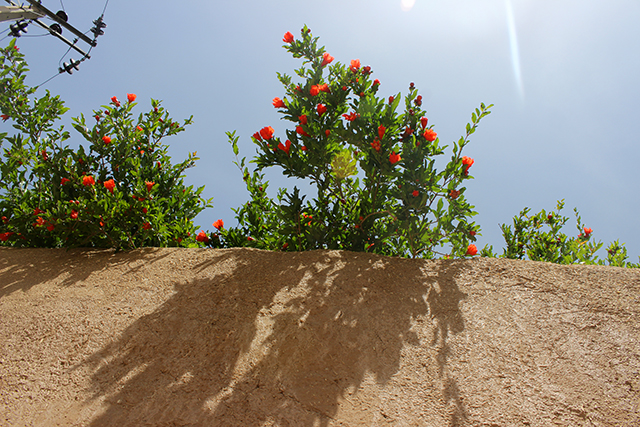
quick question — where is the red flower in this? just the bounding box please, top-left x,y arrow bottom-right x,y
142,222 -> 151,230
247,236 -> 255,242
388,96 -> 394,104
82,176 -> 95,186
321,52 -> 334,67
94,114 -> 101,122
213,219 -> 224,230
342,112 -> 358,121
466,244 -> 478,256
272,97 -> 285,108
145,181 -> 155,192
470,231 -> 476,236
283,31 -> 294,43
299,115 -> 308,125
449,189 -> 460,199
350,59 -> 361,73
196,230 -> 209,243
412,190 -> 419,197
111,96 -> 121,107
583,227 -> 593,237
325,129 -> 330,136
317,104 -> 327,116
40,150 -> 48,161
423,129 -> 437,142
253,131 -> 263,141
318,83 -> 330,93
378,125 -> 386,140
1,216 -> 8,224
296,126 -> 310,137
373,79 -> 380,86
415,95 -> 423,106
70,209 -> 78,219
389,151 -> 401,164
33,208 -> 44,215
142,207 -> 148,214
34,216 -> 45,226
310,85 -> 320,96
136,125 -> 143,132
0,232 -> 14,242
259,126 -> 275,140
47,224 -> 55,232
401,126 -> 414,139
420,117 -> 429,129
301,146 -> 308,151
102,135 -> 111,144
127,93 -> 137,103
371,139 -> 381,152
104,179 -> 116,194
1,114 -> 9,121
278,139 -> 292,155
461,156 -> 474,174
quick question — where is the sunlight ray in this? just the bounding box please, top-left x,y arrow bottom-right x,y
505,0 -> 524,100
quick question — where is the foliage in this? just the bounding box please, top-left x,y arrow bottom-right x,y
0,40 -> 211,250
204,27 -> 491,258
481,199 -> 639,268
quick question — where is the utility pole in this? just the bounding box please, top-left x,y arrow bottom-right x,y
0,5 -> 42,22
2,1 -> 106,75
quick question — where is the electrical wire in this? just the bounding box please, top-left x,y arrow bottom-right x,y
5,0 -> 113,88
101,0 -> 109,16
57,44 -> 72,68
36,70 -> 62,87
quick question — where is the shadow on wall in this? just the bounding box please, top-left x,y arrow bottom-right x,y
0,247 -> 174,297
79,249 -> 468,426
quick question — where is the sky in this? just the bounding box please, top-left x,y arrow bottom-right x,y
3,0 -> 639,261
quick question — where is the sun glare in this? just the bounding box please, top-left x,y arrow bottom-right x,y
401,0 -> 416,12
505,0 -> 524,101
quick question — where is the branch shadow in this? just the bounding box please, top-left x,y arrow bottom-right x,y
79,249 -> 468,426
0,247 -> 171,298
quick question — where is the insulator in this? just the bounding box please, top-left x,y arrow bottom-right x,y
92,17 -> 106,29
49,23 -> 62,35
9,21 -> 29,37
55,11 -> 68,22
59,59 -> 80,75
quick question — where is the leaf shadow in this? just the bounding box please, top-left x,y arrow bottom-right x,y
78,249 -> 468,426
0,247 -> 170,298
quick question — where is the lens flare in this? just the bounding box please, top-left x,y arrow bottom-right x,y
506,0 -> 524,100
401,0 -> 416,12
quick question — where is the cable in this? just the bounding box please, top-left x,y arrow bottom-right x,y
101,0 -> 109,16
57,44 -> 72,68
36,71 -> 62,87
59,0 -> 64,12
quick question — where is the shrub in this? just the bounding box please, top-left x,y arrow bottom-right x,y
0,40 -> 211,250
204,27 -> 492,259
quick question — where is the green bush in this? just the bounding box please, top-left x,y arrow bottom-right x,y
0,39 -> 211,250
481,199 -> 639,268
203,27 -> 491,259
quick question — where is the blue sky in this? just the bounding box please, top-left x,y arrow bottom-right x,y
4,0 -> 639,260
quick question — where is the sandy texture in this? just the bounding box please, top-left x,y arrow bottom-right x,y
0,247 -> 639,426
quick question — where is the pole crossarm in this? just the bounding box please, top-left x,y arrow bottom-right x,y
0,5 -> 43,22
23,0 -> 96,46
31,17 -> 90,58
